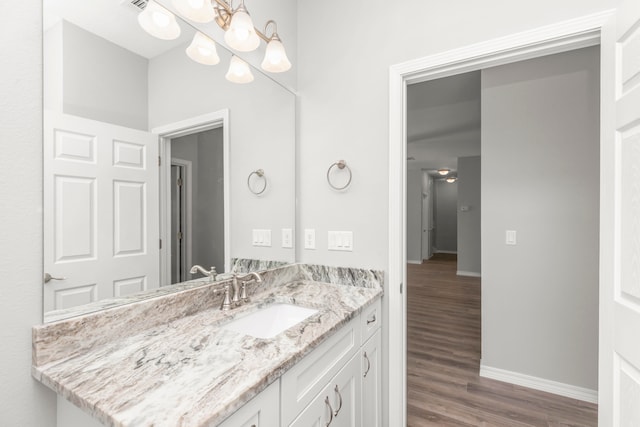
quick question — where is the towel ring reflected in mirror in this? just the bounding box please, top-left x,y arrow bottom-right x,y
327,160 -> 352,191
247,169 -> 267,195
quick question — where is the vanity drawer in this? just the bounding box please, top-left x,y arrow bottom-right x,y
361,296 -> 381,343
218,380 -> 279,427
280,315 -> 361,426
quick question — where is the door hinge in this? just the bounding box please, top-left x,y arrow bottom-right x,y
159,238 -> 162,249
177,231 -> 183,240
400,282 -> 403,294
158,156 -> 161,166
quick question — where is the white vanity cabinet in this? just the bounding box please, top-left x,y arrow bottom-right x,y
218,380 -> 280,427
289,353 -> 361,427
282,296 -> 382,427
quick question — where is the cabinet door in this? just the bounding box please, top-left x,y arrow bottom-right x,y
361,328 -> 382,427
281,316 -> 360,426
289,353 -> 361,427
218,380 -> 279,427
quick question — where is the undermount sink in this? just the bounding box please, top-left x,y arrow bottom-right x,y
222,303 -> 318,339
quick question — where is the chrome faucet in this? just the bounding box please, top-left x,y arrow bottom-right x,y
220,271 -> 263,310
189,265 -> 217,282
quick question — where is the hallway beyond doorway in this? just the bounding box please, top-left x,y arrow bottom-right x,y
406,254 -> 597,426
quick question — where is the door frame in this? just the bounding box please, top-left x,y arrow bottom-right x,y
152,109 -> 230,286
387,11 -> 614,425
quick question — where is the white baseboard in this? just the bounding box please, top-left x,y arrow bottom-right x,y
435,250 -> 457,254
407,260 -> 423,265
457,270 -> 481,277
479,362 -> 598,404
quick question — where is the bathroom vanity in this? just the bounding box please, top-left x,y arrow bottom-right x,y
32,264 -> 383,426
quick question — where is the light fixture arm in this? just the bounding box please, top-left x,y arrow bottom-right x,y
212,0 -> 276,43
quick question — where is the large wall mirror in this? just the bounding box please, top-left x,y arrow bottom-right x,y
43,0 -> 296,322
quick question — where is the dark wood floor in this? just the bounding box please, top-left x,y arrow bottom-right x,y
406,254 -> 598,427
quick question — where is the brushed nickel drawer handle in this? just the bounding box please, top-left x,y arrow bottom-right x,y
334,384 -> 343,416
324,396 -> 334,426
367,314 -> 376,325
363,351 -> 371,378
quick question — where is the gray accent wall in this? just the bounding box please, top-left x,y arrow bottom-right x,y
406,169 -> 423,263
481,46 -> 600,390
172,129 -> 226,274
457,156 -> 481,275
434,180 -> 458,253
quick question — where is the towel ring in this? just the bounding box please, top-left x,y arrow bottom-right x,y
327,160 -> 352,191
247,169 -> 267,195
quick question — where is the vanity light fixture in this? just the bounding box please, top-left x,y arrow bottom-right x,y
138,0 -> 181,40
186,31 -> 220,65
445,176 -> 458,183
260,21 -> 291,73
222,0 -> 260,52
213,0 -> 292,73
172,0 -> 214,23
225,55 -> 254,83
437,168 -> 450,176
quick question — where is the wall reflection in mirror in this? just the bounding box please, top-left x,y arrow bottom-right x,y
43,0 -> 296,322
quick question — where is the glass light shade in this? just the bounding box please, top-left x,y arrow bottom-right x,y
186,32 -> 220,65
225,55 -> 254,84
138,1 -> 181,40
446,177 -> 458,183
172,0 -> 214,23
261,39 -> 291,73
224,9 -> 260,52
437,168 -> 450,175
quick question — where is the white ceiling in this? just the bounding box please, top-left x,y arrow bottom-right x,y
406,71 -> 481,174
43,0 -> 194,58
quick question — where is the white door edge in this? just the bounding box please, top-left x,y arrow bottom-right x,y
387,11 -> 614,426
153,109 -> 230,285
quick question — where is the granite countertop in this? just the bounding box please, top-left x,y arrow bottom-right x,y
32,279 -> 382,427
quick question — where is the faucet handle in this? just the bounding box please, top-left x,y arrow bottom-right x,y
220,284 -> 232,311
240,281 -> 249,303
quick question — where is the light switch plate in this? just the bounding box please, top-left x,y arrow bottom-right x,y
252,229 -> 272,247
282,228 -> 293,248
328,231 -> 353,251
506,230 -> 517,245
304,229 -> 315,249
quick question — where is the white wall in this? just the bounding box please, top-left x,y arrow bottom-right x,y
457,156 -> 481,275
57,21 -> 149,130
434,180 -> 458,252
481,46 -> 600,390
406,169 -> 423,263
0,0 -> 57,425
148,42 -> 296,264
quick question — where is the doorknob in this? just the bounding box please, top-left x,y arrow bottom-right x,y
44,273 -> 66,284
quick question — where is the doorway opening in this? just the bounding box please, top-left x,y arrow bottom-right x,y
388,14 -> 611,425
154,110 -> 230,287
